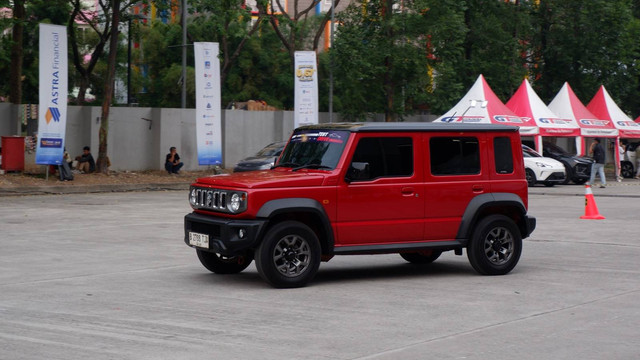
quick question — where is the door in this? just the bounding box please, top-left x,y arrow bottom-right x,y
336,134 -> 424,246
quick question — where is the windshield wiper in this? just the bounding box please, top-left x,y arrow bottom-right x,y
271,162 -> 299,169
292,164 -> 332,171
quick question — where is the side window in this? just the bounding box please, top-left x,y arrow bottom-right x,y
350,137 -> 413,180
430,137 -> 480,175
494,137 -> 514,174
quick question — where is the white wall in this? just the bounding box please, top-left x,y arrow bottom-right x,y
0,104 -> 437,171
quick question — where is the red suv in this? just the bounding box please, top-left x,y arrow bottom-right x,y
185,123 -> 536,288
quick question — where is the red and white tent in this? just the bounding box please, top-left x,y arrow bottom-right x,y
435,75 -> 537,135
548,82 -> 618,155
587,86 -> 640,139
586,85 -> 640,173
506,79 -> 579,152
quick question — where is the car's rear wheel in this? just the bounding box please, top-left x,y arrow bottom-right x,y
400,250 -> 442,264
467,215 -> 522,275
255,221 -> 321,288
525,169 -> 536,187
196,249 -> 253,274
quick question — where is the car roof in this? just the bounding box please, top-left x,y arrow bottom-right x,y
296,122 -> 520,133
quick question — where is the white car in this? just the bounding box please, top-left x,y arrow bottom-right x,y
522,145 -> 566,187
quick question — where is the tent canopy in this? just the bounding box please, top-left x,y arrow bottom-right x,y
435,75 -> 537,135
587,85 -> 640,139
506,79 -> 580,137
548,82 -> 618,137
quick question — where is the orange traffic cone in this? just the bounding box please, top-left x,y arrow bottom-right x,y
580,185 -> 605,220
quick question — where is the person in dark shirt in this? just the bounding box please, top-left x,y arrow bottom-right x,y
588,138 -> 606,188
165,146 -> 184,174
76,146 -> 96,173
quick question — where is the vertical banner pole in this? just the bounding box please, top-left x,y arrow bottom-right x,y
193,42 -> 222,166
294,51 -> 319,129
35,24 -> 68,166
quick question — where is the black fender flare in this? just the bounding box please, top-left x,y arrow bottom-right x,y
256,198 -> 335,252
456,193 -> 529,242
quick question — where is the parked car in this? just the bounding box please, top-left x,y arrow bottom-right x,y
621,141 -> 640,178
526,141 -> 594,185
185,123 -> 536,288
521,145 -> 566,187
233,141 -> 286,172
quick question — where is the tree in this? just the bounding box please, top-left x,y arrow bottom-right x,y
531,0 -> 640,112
188,0 -> 264,85
332,0 -> 466,121
9,0 -> 25,105
256,0 -> 342,65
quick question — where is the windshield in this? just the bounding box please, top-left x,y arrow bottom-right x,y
522,145 -> 542,158
543,142 -> 569,156
277,130 -> 350,170
256,142 -> 285,157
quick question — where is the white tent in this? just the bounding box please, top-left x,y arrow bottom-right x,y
435,75 -> 537,135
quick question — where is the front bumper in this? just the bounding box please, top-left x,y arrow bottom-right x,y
539,171 -> 565,183
184,213 -> 267,256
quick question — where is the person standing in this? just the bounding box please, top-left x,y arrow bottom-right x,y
588,138 -> 606,188
165,146 -> 184,174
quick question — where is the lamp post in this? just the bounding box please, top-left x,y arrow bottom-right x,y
181,0 -> 187,108
460,99 -> 488,122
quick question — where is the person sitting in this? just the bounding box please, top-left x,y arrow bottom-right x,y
75,146 -> 96,173
165,146 -> 184,174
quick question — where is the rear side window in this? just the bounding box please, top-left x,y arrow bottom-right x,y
494,137 -> 514,174
430,137 -> 480,175
351,137 -> 413,180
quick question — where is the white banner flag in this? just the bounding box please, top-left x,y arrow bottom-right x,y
194,42 -> 222,165
35,24 -> 68,165
294,51 -> 319,128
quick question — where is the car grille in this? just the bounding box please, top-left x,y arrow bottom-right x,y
192,188 -> 228,210
547,172 -> 565,181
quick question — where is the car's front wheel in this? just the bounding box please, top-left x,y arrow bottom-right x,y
255,221 -> 321,288
196,249 -> 253,274
467,215 -> 522,275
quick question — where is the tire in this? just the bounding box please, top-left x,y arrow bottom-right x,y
400,250 -> 442,264
543,181 -> 555,187
525,169 -> 536,187
196,249 -> 253,274
621,161 -> 634,178
255,221 -> 321,288
467,215 -> 522,275
561,162 -> 573,185
573,178 -> 587,185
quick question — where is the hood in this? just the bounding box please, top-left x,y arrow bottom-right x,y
194,169 -> 327,189
524,157 -> 564,169
236,156 -> 277,165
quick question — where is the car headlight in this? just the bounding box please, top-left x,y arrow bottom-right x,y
258,163 -> 274,170
229,192 -> 247,213
535,162 -> 550,168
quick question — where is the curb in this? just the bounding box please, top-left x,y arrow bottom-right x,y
0,182 -> 191,197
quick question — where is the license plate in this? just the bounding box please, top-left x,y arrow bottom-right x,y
189,232 -> 209,248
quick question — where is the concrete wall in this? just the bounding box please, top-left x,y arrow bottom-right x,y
0,104 -> 437,172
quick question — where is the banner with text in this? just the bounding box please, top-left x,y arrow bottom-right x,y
194,42 -> 222,165
36,24 -> 68,165
294,51 -> 319,128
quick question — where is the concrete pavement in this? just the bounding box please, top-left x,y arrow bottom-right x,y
0,189 -> 639,359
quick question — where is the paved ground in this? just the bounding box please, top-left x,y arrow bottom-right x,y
0,185 -> 639,359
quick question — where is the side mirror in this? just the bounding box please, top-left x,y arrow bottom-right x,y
345,162 -> 370,183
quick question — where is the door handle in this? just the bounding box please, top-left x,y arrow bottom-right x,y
472,184 -> 484,193
401,187 -> 415,196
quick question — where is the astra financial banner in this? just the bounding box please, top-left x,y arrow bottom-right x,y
35,24 -> 68,165
194,42 -> 222,165
294,51 -> 319,128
